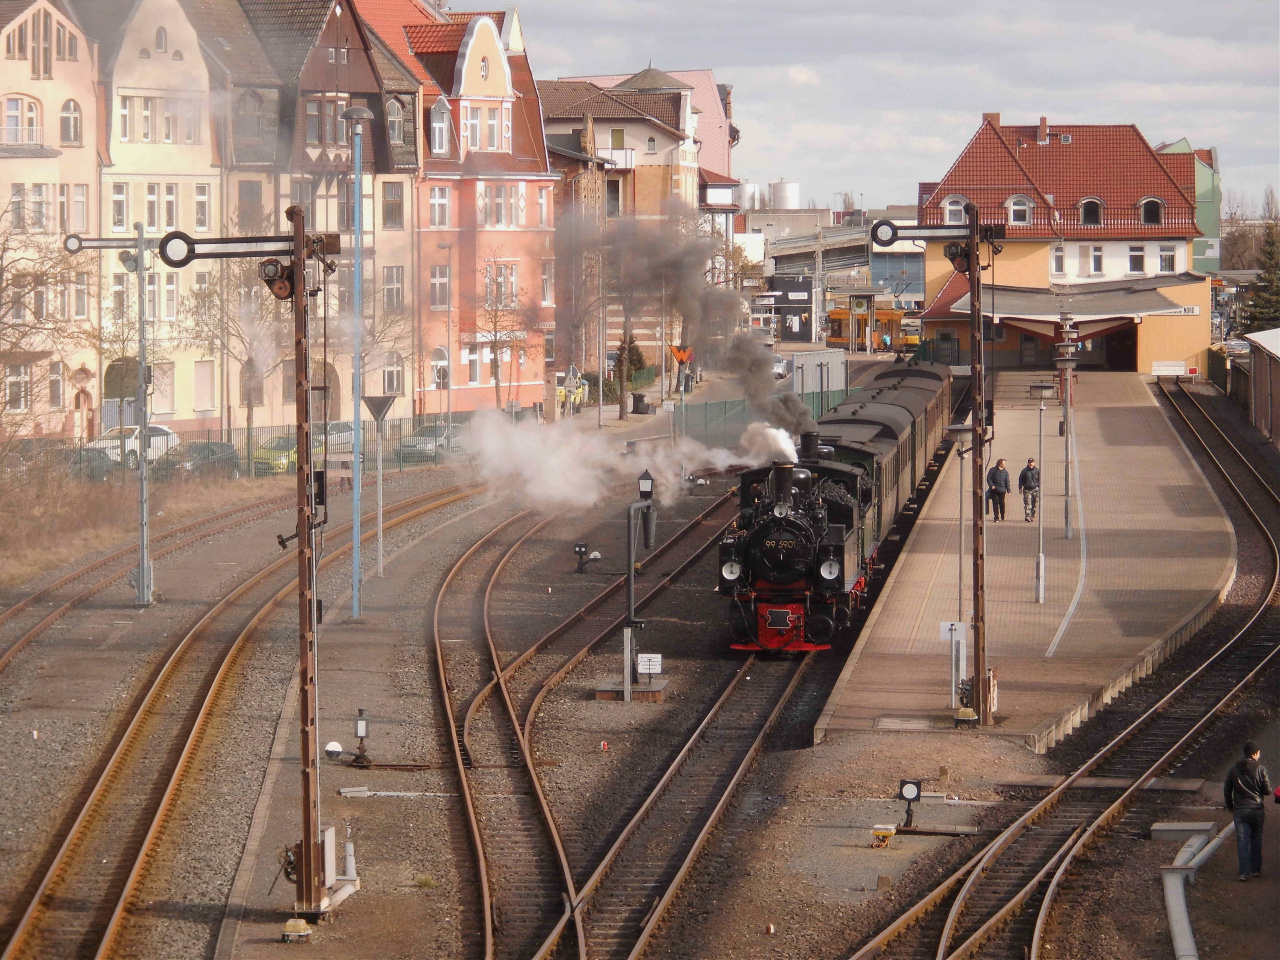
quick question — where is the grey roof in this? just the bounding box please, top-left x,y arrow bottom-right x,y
0,143 -> 62,158
614,66 -> 692,92
1246,328 -> 1280,359
65,0 -> 139,72
237,0 -> 332,83
176,0 -> 280,86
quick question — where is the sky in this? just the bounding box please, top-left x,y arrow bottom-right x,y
514,0 -> 1280,213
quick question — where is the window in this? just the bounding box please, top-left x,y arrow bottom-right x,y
119,96 -> 130,141
164,184 -> 177,230
172,49 -> 182,61
606,179 -> 621,218
60,99 -> 81,144
194,359 -> 214,411
336,100 -> 348,145
537,187 -> 549,227
48,360 -> 64,408
467,346 -> 479,384
73,184 -> 85,231
67,32 -> 76,60
305,101 -> 320,144
324,100 -> 335,144
112,183 -> 127,231
1091,246 -> 1103,274
112,274 -> 126,317
429,185 -> 449,227
146,273 -> 158,320
74,272 -> 88,318
195,271 -> 209,292
236,91 -> 263,141
1080,199 -> 1101,226
382,181 -> 403,229
236,179 -> 261,231
383,266 -> 404,311
5,364 -> 31,411
1159,245 -> 1176,273
9,184 -> 23,232
152,362 -> 174,413
194,184 -> 208,231
141,97 -> 154,142
16,21 -> 26,59
29,184 -> 45,231
646,136 -> 656,153
154,27 -> 167,53
338,179 -> 354,230
383,352 -> 404,395
485,262 -> 517,308
945,197 -> 966,224
541,261 -> 553,305
386,99 -> 403,144
468,106 -> 481,149
1008,197 -> 1031,224
164,273 -> 177,319
1052,246 -> 1064,275
610,128 -> 624,150
1142,199 -> 1163,225
490,184 -> 507,226
487,108 -> 499,149
431,103 -> 448,154
55,21 -> 64,59
1128,245 -> 1145,274
5,29 -> 13,58
327,46 -> 336,63
146,183 -> 158,230
56,184 -> 68,231
290,178 -> 314,227
430,265 -> 449,309
38,11 -> 50,77
479,56 -> 489,80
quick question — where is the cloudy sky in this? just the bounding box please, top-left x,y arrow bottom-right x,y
516,0 -> 1279,212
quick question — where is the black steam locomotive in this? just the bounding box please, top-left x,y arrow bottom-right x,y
718,361 -> 952,652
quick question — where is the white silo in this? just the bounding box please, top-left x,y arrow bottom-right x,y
769,178 -> 801,210
736,180 -> 763,210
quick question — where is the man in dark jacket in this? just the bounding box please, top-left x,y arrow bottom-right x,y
1224,740 -> 1271,880
986,459 -> 1010,522
1018,458 -> 1040,522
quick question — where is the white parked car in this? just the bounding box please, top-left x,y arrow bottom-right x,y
87,424 -> 179,468
772,354 -> 788,379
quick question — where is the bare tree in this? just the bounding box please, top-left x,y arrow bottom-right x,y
468,246 -> 529,411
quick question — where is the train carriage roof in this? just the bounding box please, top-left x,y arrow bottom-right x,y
820,401 -> 915,440
872,360 -> 951,385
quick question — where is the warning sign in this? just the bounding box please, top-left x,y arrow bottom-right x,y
670,346 -> 694,364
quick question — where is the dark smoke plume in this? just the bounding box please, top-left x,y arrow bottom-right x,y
726,334 -> 817,435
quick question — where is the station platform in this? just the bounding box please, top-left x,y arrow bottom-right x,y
815,372 -> 1237,753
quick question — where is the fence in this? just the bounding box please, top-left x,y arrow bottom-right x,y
915,339 -> 960,365
1207,348 -> 1228,393
673,387 -> 857,450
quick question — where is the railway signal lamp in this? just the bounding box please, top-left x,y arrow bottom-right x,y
944,242 -> 971,273
899,779 -> 922,828
260,257 -> 295,300
352,708 -> 371,768
573,542 -> 600,573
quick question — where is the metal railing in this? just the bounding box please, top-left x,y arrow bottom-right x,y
1,126 -> 43,145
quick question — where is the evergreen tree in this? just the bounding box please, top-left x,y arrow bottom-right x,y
1245,223 -> 1280,333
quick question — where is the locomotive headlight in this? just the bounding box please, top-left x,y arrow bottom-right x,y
819,559 -> 841,581
773,504 -> 789,518
721,561 -> 742,581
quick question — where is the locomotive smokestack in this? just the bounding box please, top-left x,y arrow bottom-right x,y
799,431 -> 820,460
770,461 -> 794,511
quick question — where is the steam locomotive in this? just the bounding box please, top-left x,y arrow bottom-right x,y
718,360 -> 952,652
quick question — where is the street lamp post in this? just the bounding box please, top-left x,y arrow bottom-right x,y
1030,382 -> 1056,602
343,105 -> 375,618
437,242 -> 453,438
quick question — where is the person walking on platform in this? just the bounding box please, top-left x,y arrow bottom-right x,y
1224,740 -> 1271,881
1019,458 -> 1040,522
986,459 -> 1010,522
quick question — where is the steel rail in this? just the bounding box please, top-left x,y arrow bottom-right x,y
0,480 -> 479,678
849,379 -> 1280,960
1022,381 -> 1280,959
2,482 -> 484,960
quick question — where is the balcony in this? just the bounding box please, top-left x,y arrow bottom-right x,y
2,126 -> 43,145
596,147 -> 634,169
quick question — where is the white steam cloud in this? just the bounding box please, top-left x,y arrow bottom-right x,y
469,412 -> 797,509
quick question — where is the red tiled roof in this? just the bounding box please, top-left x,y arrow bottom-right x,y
405,21 -> 467,54
919,271 -> 971,320
358,0 -> 445,94
536,80 -> 684,136
699,167 -> 738,186
919,118 -> 1201,241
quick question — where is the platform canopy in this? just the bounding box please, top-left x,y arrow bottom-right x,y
951,281 -> 1196,342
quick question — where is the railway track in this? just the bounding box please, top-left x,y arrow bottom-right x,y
0,481 -> 484,960
844,378 -> 1280,960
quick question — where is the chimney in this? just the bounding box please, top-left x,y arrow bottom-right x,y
982,112 -> 1000,126
1038,116 -> 1049,144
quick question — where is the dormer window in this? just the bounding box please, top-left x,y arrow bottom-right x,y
1080,199 -> 1102,226
154,28 -> 166,52
1007,196 -> 1032,225
1141,198 -> 1163,225
386,98 -> 403,144
480,57 -> 489,80
944,196 -> 967,225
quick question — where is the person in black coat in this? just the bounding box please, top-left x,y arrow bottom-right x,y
986,459 -> 1010,522
1225,740 -> 1272,880
1018,458 -> 1040,522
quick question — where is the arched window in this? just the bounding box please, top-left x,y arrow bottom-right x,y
645,136 -> 656,153
480,56 -> 489,80
944,196 -> 967,225
7,97 -> 41,144
139,48 -> 150,58
1141,199 -> 1163,225
1080,199 -> 1102,226
60,99 -> 81,145
386,98 -> 404,144
1007,196 -> 1032,224
431,346 -> 449,389
172,49 -> 183,60
154,27 -> 167,52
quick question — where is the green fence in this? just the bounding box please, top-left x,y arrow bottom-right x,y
674,387 -> 859,450
1208,348 -> 1228,393
915,339 -> 960,365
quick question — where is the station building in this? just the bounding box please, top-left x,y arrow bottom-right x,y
916,114 -> 1215,376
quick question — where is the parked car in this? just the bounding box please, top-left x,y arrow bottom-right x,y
86,424 -> 179,468
252,434 -> 321,474
398,423 -> 464,463
320,420 -> 355,453
25,446 -> 120,483
772,354 -> 788,379
154,441 -> 242,481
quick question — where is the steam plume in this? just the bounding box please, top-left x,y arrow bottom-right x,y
725,334 -> 817,434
